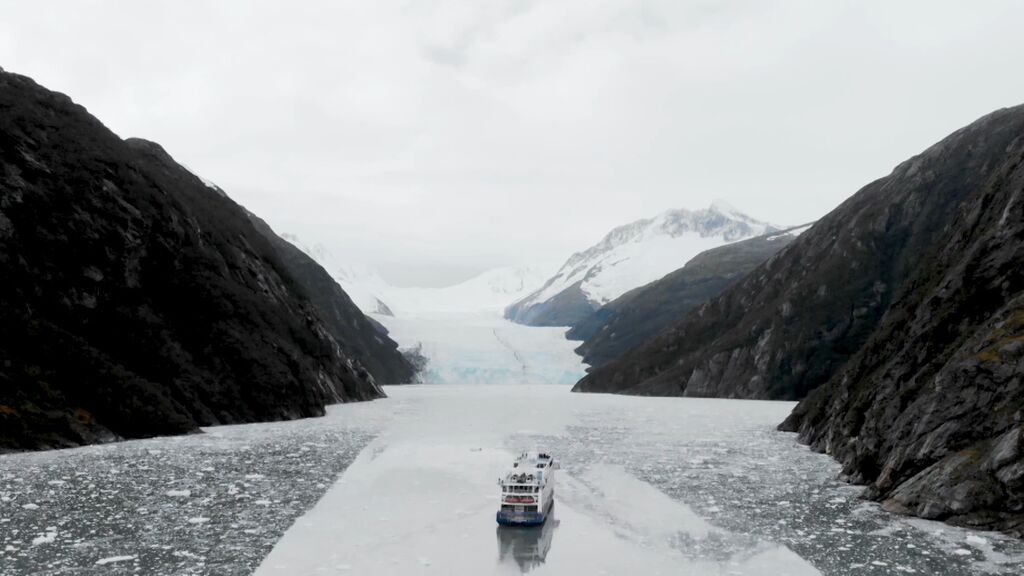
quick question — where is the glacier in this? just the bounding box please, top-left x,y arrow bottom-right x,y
372,267 -> 586,385
377,312 -> 586,385
280,236 -> 586,385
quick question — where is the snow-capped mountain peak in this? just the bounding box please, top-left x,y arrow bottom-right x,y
506,202 -> 783,326
709,198 -> 746,219
471,266 -> 550,297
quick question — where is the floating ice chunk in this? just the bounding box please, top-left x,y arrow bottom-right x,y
254,500 -> 272,506
166,490 -> 191,498
22,503 -> 39,510
31,529 -> 57,545
965,534 -> 987,545
96,555 -> 137,565
187,517 -> 210,524
172,550 -> 202,559
953,548 -> 971,556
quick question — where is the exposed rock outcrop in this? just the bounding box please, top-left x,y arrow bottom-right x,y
780,111 -> 1024,533
0,70 -> 388,451
574,107 -> 1024,401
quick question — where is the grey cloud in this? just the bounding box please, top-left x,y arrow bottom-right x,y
1,0 -> 1023,286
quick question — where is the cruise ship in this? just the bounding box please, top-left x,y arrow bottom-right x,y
496,452 -> 557,526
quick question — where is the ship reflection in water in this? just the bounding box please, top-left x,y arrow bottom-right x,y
496,508 -> 560,573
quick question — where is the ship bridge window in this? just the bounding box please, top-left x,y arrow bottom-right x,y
505,485 -> 540,494
503,504 -> 538,512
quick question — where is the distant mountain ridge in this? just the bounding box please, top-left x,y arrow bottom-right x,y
381,265 -> 550,316
505,201 -> 782,328
279,237 -> 550,318
569,223 -> 811,369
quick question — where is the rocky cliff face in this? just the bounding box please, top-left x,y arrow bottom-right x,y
0,70 -> 386,451
247,214 -> 416,384
574,105 -> 1024,403
781,108 -> 1024,534
506,202 -> 780,328
569,227 -> 804,369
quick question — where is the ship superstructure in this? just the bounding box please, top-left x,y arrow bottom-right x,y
496,452 -> 557,526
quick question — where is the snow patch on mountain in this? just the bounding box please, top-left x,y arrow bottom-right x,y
280,236 -> 395,316
766,222 -> 813,241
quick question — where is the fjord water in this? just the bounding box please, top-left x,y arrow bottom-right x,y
4,386 -> 1023,575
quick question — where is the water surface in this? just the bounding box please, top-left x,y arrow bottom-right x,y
3,385 -> 1022,575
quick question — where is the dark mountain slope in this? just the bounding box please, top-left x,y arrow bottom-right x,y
508,280 -> 595,327
781,117 -> 1024,534
569,227 -> 803,369
574,105 -> 1024,402
247,214 -> 415,384
0,70 -> 384,451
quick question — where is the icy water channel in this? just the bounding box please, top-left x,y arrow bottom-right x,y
3,385 -> 1024,575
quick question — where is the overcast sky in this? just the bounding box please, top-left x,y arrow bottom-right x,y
2,1 -> 1023,286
